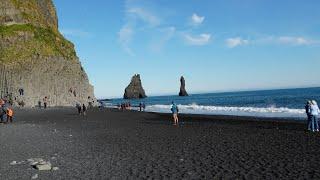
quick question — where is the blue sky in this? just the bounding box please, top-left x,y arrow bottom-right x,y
53,0 -> 320,98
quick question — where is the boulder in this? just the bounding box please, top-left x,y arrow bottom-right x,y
123,74 -> 147,99
179,76 -> 189,96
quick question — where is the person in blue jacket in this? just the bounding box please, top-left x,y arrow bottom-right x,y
171,101 -> 179,125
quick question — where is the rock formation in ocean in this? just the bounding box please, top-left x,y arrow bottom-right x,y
0,0 -> 97,107
179,76 -> 189,96
123,74 -> 147,99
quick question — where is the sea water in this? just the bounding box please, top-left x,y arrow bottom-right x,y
102,87 -> 320,119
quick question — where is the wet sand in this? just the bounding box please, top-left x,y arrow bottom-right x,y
0,108 -> 320,179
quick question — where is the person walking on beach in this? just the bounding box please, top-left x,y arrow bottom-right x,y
171,101 -> 179,125
38,100 -> 42,109
82,104 -> 87,116
76,102 -> 82,115
43,96 -> 48,109
305,101 -> 312,131
310,100 -> 320,132
142,102 -> 146,111
139,102 -> 142,112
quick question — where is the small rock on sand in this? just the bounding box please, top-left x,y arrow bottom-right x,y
35,163 -> 52,171
52,167 -> 59,171
28,158 -> 52,171
10,161 -> 17,165
31,174 -> 38,179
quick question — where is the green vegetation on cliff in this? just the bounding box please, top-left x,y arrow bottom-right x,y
9,0 -> 58,31
0,24 -> 76,63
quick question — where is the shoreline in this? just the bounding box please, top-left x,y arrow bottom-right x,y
105,106 -> 306,123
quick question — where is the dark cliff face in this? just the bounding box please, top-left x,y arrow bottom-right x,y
124,74 -> 147,99
0,0 -> 96,107
179,76 -> 188,96
0,0 -> 58,31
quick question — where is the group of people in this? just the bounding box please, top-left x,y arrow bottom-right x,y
139,102 -> 146,112
305,100 -> 320,132
76,103 -> 87,116
118,102 -> 132,110
0,98 -> 14,124
38,96 -> 49,109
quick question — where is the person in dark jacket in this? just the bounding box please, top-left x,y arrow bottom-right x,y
305,100 -> 312,131
0,106 -> 6,123
82,104 -> 87,116
76,103 -> 82,115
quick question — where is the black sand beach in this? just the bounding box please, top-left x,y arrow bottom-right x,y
1,108 -> 320,179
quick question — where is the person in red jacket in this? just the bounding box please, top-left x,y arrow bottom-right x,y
6,108 -> 14,123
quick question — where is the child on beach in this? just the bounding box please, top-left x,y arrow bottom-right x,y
171,102 -> 179,125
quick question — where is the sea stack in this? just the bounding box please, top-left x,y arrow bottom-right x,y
0,0 -> 96,107
179,76 -> 189,96
124,74 -> 147,99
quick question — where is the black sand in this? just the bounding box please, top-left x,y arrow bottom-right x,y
1,108 -> 320,179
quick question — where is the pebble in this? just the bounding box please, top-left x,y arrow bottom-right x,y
52,167 -> 59,171
10,161 -> 17,165
35,163 -> 52,171
31,174 -> 38,179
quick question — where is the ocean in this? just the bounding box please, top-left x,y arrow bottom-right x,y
102,87 -> 320,119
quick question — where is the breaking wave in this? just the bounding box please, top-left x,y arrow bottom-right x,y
145,104 -> 305,118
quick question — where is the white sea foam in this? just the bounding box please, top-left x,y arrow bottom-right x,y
145,104 -> 305,118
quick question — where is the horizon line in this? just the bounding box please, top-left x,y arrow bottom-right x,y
97,85 -> 320,100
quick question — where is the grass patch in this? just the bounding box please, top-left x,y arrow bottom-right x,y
0,24 -> 76,63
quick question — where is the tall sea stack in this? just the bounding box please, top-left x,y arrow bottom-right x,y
123,74 -> 147,99
179,76 -> 188,96
0,0 -> 96,107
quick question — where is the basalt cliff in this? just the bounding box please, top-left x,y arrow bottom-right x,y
0,0 -> 97,107
124,74 -> 147,99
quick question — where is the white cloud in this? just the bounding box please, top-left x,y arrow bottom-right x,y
118,25 -> 135,56
254,35 -> 318,46
127,7 -> 160,27
118,0 -> 163,55
184,33 -> 211,46
60,29 -> 92,38
150,27 -> 176,52
277,36 -> 312,45
226,37 -> 249,48
191,13 -> 205,26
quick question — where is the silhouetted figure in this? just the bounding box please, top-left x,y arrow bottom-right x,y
76,103 -> 81,115
305,100 -> 312,131
38,100 -> 42,109
18,88 -> 24,96
139,102 -> 142,112
82,104 -> 87,116
0,105 -> 6,123
142,102 -> 146,111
